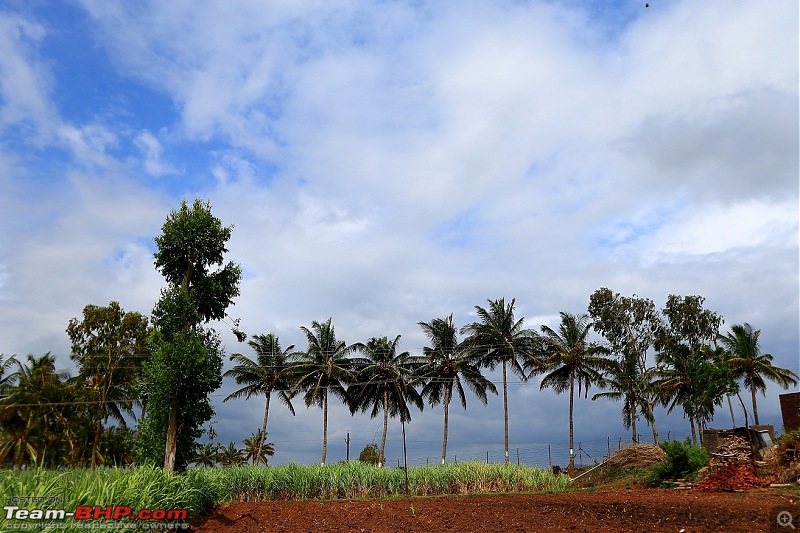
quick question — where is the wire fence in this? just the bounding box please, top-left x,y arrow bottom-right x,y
389,431 -> 693,470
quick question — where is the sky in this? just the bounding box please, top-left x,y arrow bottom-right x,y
0,0 -> 797,467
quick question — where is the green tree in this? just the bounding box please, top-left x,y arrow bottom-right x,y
653,345 -> 737,444
66,301 -> 149,468
242,429 -> 275,465
349,335 -> 425,467
417,315 -> 497,465
718,323 -> 799,425
293,318 -> 355,465
461,298 -> 536,464
534,312 -> 607,470
655,294 -> 724,442
139,198 -> 242,472
358,443 -> 380,465
588,288 -> 663,443
224,334 -> 296,466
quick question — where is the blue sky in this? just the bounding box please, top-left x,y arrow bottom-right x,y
0,0 -> 797,466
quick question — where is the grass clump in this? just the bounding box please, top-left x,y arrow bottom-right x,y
646,438 -> 708,486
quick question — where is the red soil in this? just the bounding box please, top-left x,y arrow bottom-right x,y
191,485 -> 798,532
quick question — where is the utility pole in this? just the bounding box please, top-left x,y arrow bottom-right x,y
345,432 -> 350,461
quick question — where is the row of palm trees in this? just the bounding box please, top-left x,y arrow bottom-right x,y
192,429 -> 274,468
225,298 -> 798,470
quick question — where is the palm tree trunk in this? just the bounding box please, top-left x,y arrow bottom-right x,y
568,376 -> 575,470
750,383 -> 760,425
689,418 -> 697,445
631,411 -> 637,442
441,384 -> 451,465
256,391 -> 271,467
502,360 -> 509,464
727,395 -> 736,427
650,416 -> 659,445
380,387 -> 388,467
321,389 -> 328,465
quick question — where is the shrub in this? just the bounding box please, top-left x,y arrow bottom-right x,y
646,438 -> 708,486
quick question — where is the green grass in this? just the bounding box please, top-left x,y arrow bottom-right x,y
0,462 -> 570,531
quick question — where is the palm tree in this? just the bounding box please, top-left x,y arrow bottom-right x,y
718,323 -> 799,425
417,315 -> 497,465
592,354 -> 655,443
243,429 -> 275,465
192,442 -> 220,468
349,335 -> 425,467
293,318 -> 355,465
461,298 -> 536,464
534,312 -> 607,470
224,333 -> 296,466
218,442 -> 245,467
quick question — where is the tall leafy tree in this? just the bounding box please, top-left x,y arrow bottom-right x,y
66,301 -> 149,467
349,335 -> 425,467
652,345 -> 737,444
293,318 -> 355,465
461,298 -> 536,464
655,294 -> 723,442
139,198 -> 242,472
718,323 -> 798,425
534,312 -> 607,470
588,288 -> 663,443
224,333 -> 296,466
417,315 -> 497,465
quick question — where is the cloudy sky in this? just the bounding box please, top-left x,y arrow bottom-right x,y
0,0 -> 797,467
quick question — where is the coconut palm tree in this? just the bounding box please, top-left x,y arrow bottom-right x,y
461,298 -> 536,464
718,323 -> 799,425
243,429 -> 275,465
349,335 -> 424,467
293,318 -> 355,465
417,315 -> 497,465
218,442 -> 245,467
192,442 -> 220,468
224,333 -> 296,466
534,312 -> 607,470
592,354 -> 655,443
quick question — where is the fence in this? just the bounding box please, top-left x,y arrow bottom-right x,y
392,431 -> 692,469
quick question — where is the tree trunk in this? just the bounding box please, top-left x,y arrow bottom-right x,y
90,418 -> 103,468
727,395 -> 736,427
631,411 -> 637,442
441,384 -> 451,465
689,417 -> 697,445
650,415 -> 659,445
502,360 -> 509,464
164,404 -> 178,472
750,383 -> 760,425
256,391 -> 271,467
568,375 -> 575,470
321,389 -> 328,465
379,387 -> 388,467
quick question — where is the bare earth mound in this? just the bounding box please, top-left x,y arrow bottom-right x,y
191,487 -> 797,532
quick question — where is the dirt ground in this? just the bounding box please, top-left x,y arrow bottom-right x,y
191,485 -> 798,532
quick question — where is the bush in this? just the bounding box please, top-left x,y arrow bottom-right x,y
646,438 -> 708,486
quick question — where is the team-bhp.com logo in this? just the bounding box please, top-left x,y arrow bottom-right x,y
4,504 -> 189,530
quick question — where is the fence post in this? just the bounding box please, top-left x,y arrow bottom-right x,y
516,448 -> 520,466
486,451 -> 489,464
548,445 -> 551,468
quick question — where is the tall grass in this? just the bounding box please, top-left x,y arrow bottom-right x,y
1,462 -> 570,531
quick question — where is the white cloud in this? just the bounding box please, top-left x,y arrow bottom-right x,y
134,130 -> 176,177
